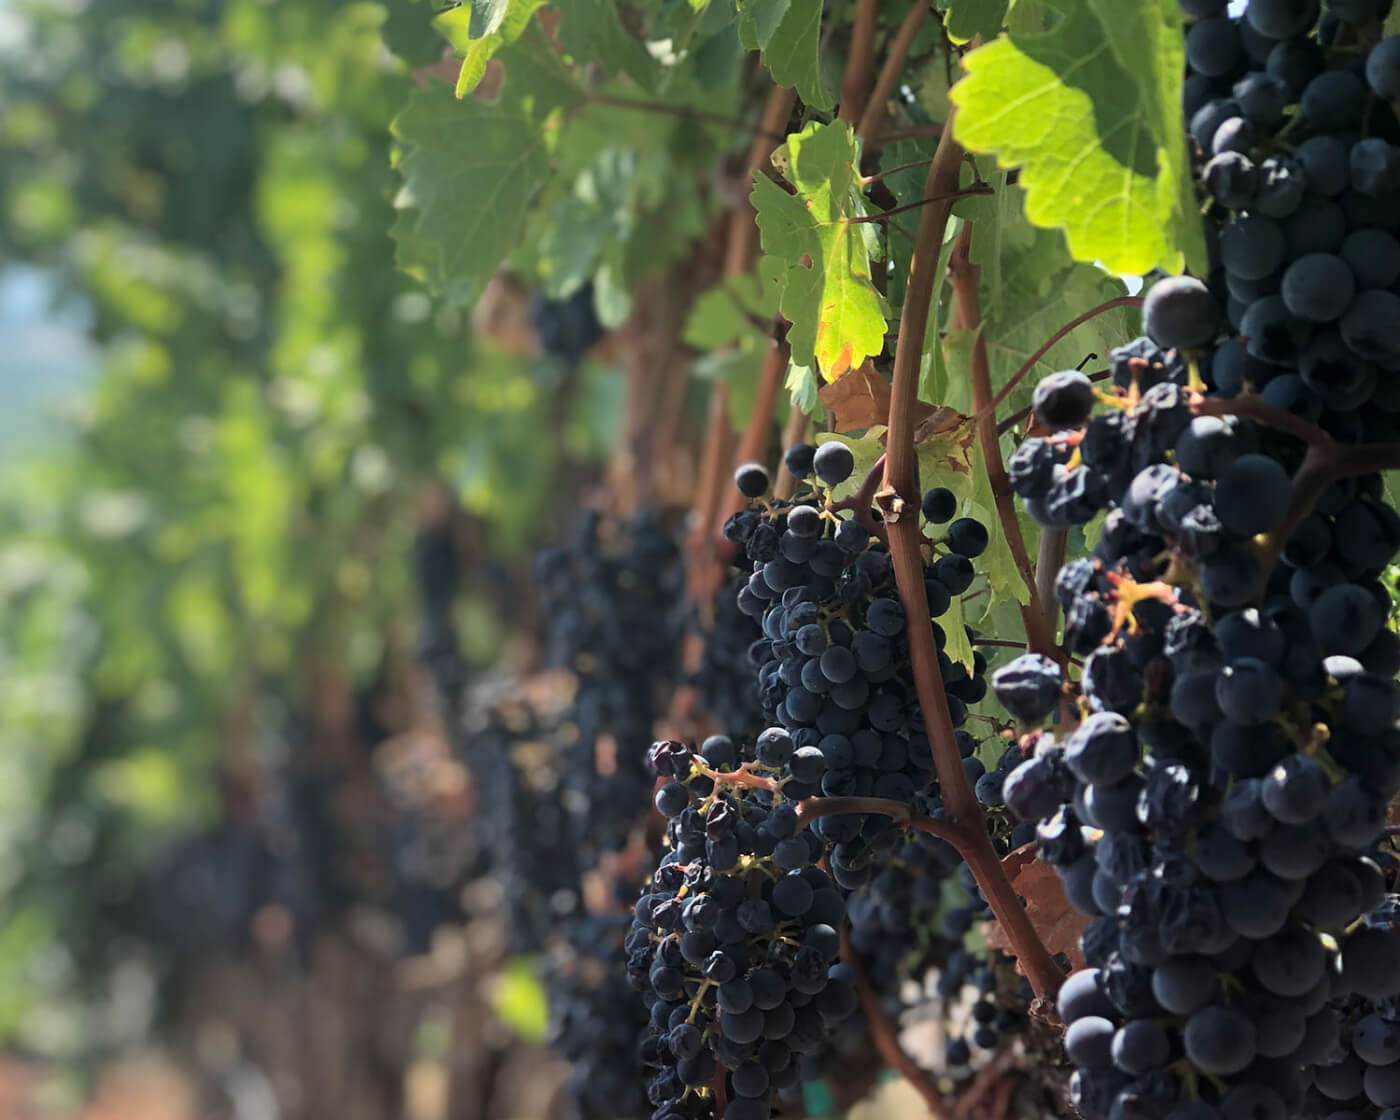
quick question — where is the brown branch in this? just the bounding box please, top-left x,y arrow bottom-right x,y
839,0 -> 881,128
979,297 -> 1144,423
847,183 -> 993,224
950,223 -> 1059,662
861,156 -> 937,186
840,925 -> 948,1118
856,2 -> 932,145
878,107 -> 1064,1003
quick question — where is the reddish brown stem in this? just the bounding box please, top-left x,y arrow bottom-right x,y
847,183 -> 993,224
1193,393 -> 1335,449
830,452 -> 889,543
839,0 -> 880,128
840,926 -> 948,1119
1257,439 -> 1400,585
979,296 -> 1144,423
950,223 -> 1058,662
856,3 -> 932,145
878,108 -> 1064,1002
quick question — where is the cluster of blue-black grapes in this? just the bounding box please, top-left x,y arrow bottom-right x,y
726,441 -> 992,882
1186,0 -> 1400,435
686,569 -> 765,736
628,736 -> 858,1120
985,6 -> 1400,1112
462,697 -> 584,952
534,510 -> 682,864
529,282 -> 605,369
547,914 -> 653,1120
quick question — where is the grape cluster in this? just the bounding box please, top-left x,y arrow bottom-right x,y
687,571 -> 765,735
548,914 -> 653,1120
988,5 -> 1400,1108
1185,0 -> 1400,436
726,445 -> 992,892
628,738 -> 857,1120
535,510 -> 683,862
529,281 -> 605,368
463,698 -> 584,951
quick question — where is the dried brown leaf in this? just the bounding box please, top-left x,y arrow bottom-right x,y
981,842 -> 1088,972
818,360 -> 942,433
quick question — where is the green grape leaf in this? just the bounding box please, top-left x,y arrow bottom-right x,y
391,46 -> 581,297
949,0 -> 1206,276
751,120 -> 887,380
684,276 -> 770,349
738,0 -> 791,49
554,0 -> 663,91
743,0 -> 832,108
786,360 -> 823,419
942,594 -> 975,671
1386,5 -> 1400,35
432,0 -> 544,97
939,0 -> 1009,44
695,348 -> 770,429
971,471 -> 1030,607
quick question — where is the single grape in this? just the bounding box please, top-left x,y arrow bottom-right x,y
1144,276 -> 1221,350
1033,369 -> 1097,429
735,462 -> 770,498
812,442 -> 855,486
921,486 -> 957,524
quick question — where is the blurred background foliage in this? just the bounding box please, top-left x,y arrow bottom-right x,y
0,0 -> 642,1069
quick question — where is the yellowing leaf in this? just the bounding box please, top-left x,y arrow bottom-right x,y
432,0 -> 544,97
751,120 -> 887,381
949,0 -> 1206,277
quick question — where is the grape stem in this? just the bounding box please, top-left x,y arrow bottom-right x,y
829,453 -> 889,542
1194,394 -> 1400,589
977,296 -> 1145,424
846,183 -> 994,224
877,105 -> 1065,1001
840,923 -> 950,1119
856,2 -> 933,145
949,222 -> 1060,664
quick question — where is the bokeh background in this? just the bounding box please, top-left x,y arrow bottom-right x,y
0,1 -> 668,1115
